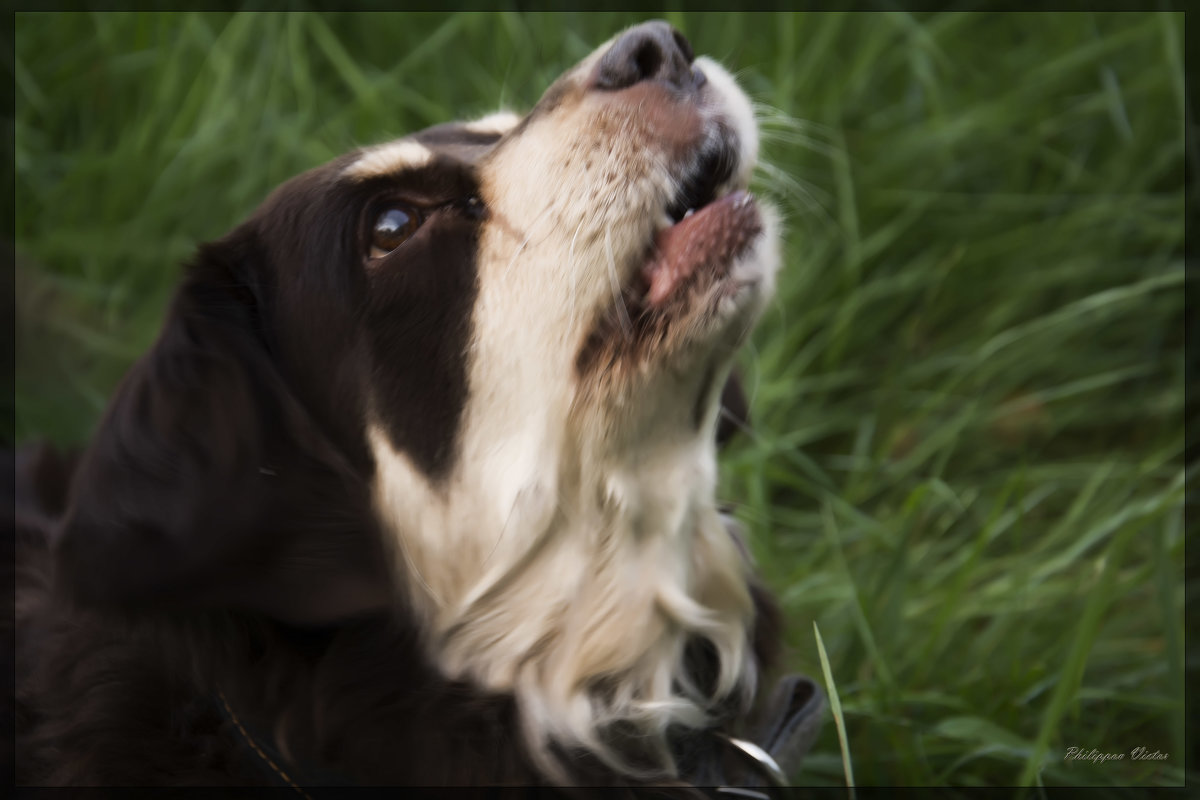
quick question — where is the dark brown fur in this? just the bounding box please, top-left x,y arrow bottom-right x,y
11,436 -> 774,789
8,212 -> 771,788
9,22 -> 781,789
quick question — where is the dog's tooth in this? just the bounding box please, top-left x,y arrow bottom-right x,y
683,208 -> 695,219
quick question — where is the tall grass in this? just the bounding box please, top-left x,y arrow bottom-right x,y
12,11 -> 1186,789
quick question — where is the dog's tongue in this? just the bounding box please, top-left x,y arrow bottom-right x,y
642,190 -> 762,307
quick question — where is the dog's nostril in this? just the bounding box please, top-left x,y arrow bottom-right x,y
593,21 -> 698,92
672,29 -> 694,64
633,41 -> 662,82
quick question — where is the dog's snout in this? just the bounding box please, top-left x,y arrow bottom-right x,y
592,21 -> 703,92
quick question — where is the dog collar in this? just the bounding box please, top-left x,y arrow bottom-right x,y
680,674 -> 826,791
215,690 -> 352,794
714,733 -> 789,787
216,673 -> 824,792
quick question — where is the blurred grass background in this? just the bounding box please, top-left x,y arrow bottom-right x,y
11,10 -> 1187,791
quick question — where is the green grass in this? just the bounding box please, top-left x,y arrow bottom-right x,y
12,10 -> 1187,790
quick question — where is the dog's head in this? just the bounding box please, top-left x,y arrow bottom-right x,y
54,22 -> 780,780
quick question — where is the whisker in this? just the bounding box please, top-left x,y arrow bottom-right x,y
567,215 -> 588,300
604,226 -> 633,340
752,101 -> 837,138
505,203 -> 556,277
755,160 -> 836,229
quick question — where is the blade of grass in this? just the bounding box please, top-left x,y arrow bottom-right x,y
1016,521 -> 1137,787
815,621 -> 856,797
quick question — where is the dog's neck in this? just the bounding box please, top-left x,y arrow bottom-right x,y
369,403 -> 757,776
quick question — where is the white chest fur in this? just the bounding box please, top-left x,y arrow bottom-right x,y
369,418 -> 757,775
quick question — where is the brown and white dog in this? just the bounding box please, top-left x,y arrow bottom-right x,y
11,22 -> 822,790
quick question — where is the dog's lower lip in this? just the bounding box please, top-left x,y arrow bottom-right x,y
642,190 -> 761,307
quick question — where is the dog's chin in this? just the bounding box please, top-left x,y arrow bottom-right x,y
643,191 -> 762,304
575,194 -> 778,427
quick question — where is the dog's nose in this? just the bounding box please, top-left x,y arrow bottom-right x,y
592,21 -> 703,91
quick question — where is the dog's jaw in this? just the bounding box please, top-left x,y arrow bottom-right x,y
367,31 -> 777,780
470,48 -> 778,445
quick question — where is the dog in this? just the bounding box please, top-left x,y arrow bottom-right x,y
11,21 -> 823,790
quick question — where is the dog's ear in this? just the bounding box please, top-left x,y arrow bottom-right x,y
52,229 -> 393,625
716,370 -> 750,448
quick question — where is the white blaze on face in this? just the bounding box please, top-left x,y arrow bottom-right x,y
368,45 -> 779,780
342,139 -> 433,180
462,110 -> 522,136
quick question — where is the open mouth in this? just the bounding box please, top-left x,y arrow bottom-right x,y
637,145 -> 763,308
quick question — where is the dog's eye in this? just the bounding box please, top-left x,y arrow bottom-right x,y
370,206 -> 420,259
